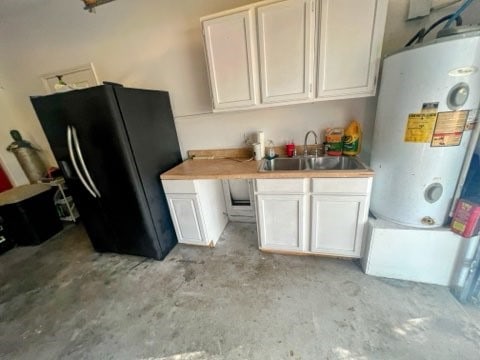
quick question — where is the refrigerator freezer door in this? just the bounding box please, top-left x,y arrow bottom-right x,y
32,92 -> 118,253
32,85 -> 176,259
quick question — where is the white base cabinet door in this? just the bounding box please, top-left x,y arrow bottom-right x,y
163,180 -> 228,246
166,194 -> 206,245
310,195 -> 367,257
257,194 -> 306,251
255,178 -> 307,251
255,177 -> 372,257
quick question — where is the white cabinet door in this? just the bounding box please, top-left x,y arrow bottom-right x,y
310,195 -> 367,257
256,194 -> 306,251
317,0 -> 388,98
163,179 -> 228,247
166,194 -> 207,245
257,0 -> 315,103
203,10 -> 258,110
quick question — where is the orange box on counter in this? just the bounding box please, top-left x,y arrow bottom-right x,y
451,199 -> 480,238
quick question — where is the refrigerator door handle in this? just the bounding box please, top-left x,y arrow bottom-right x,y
71,126 -> 102,198
67,125 -> 97,198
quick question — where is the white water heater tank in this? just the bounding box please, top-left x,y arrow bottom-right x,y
370,29 -> 480,228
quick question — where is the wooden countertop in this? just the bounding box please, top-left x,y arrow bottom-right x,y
161,158 -> 374,180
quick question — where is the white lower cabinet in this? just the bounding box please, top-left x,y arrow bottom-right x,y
255,177 -> 372,257
166,194 -> 205,245
310,194 -> 367,257
255,178 -> 307,252
162,179 -> 228,246
257,194 -> 306,251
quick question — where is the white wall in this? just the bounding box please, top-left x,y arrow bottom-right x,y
0,89 -> 29,184
0,0 -> 479,184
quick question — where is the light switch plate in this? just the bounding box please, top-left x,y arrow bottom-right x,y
408,0 -> 432,20
432,0 -> 461,11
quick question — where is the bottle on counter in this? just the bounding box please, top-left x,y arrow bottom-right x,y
343,120 -> 362,156
325,128 -> 344,156
265,140 -> 277,160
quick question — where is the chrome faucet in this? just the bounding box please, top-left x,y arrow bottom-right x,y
303,130 -> 318,157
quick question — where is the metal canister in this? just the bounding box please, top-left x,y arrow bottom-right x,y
6,130 -> 46,184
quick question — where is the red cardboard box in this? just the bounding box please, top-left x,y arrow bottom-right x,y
451,199 -> 480,238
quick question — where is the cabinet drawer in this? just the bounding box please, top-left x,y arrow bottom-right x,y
162,180 -> 196,194
311,178 -> 371,194
256,179 -> 307,193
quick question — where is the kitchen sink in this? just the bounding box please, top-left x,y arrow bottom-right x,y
260,157 -> 308,171
306,156 -> 366,170
259,156 -> 367,172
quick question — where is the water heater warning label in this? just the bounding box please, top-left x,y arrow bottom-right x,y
404,113 -> 437,142
431,111 -> 468,147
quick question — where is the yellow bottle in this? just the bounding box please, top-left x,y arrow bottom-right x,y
343,120 -> 361,156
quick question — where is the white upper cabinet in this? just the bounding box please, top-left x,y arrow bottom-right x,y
317,0 -> 388,98
201,0 -> 388,111
257,0 -> 315,103
202,10 -> 258,109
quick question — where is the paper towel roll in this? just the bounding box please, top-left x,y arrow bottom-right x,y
257,131 -> 265,158
252,143 -> 262,161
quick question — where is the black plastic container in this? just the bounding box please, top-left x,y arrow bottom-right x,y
0,215 -> 15,254
0,185 -> 62,246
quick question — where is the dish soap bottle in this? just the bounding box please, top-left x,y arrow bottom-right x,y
343,120 -> 362,156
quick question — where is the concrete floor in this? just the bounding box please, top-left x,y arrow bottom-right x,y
1,223 -> 479,360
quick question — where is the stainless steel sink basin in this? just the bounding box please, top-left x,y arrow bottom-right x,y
261,157 -> 308,171
306,156 -> 366,170
259,156 -> 367,172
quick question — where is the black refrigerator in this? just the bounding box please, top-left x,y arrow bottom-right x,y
31,84 -> 182,260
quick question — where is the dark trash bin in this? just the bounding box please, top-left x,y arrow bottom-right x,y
0,184 -> 62,246
0,215 -> 15,254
